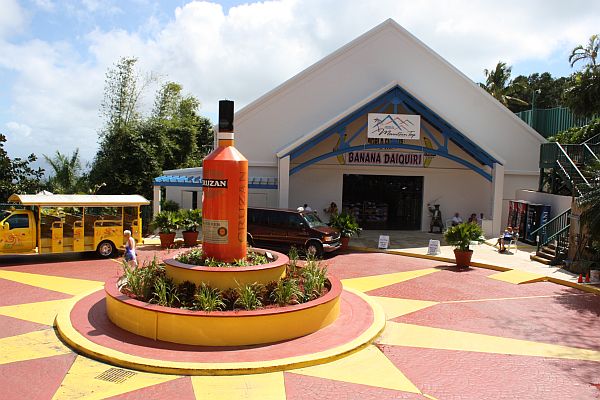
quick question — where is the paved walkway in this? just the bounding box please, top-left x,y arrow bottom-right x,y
348,230 -> 585,284
1,248 -> 600,399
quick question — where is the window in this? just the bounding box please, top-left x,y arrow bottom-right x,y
6,214 -> 29,229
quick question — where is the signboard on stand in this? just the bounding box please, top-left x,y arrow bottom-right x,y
378,235 -> 390,249
427,239 -> 441,255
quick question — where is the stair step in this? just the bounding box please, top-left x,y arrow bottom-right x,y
541,246 -> 556,256
535,251 -> 555,261
530,254 -> 552,265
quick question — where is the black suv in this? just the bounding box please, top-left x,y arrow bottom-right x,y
247,207 -> 341,257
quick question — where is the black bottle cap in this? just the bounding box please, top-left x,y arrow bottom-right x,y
219,100 -> 234,132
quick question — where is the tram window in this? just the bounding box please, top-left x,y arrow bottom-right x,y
6,214 -> 29,229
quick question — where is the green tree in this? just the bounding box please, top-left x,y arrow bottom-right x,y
43,149 -> 88,193
89,58 -> 213,200
0,134 -> 44,201
509,73 -> 570,113
564,69 -> 600,117
480,61 -> 528,109
569,34 -> 599,70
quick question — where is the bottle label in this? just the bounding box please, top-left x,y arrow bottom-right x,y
203,219 -> 229,244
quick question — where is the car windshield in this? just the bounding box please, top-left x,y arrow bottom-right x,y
302,212 -> 327,228
0,210 -> 10,221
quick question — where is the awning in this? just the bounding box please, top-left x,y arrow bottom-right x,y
154,175 -> 278,189
8,194 -> 150,207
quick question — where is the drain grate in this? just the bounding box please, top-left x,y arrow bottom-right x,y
95,368 -> 137,384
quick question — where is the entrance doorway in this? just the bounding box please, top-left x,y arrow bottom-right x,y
342,174 -> 423,230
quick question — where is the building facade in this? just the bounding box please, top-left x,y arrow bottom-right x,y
154,19 -> 545,236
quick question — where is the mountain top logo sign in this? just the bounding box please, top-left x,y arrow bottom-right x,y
368,113 -> 420,140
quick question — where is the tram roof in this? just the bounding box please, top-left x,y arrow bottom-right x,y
8,194 -> 150,207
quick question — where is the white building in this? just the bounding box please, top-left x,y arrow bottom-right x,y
154,19 -> 545,236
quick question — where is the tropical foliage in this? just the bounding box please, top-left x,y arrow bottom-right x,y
119,249 -> 331,311
43,149 -> 88,194
549,118 -> 600,144
88,57 -> 214,200
444,222 -> 484,251
578,162 -> 600,246
329,212 -> 361,238
479,61 -> 528,109
0,134 -> 44,201
569,34 -> 599,70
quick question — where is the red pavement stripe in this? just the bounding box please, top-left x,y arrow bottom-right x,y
0,353 -> 77,400
106,377 -> 196,400
283,372 -> 427,399
0,314 -> 49,339
394,293 -> 600,352
379,345 -> 600,400
0,279 -> 71,306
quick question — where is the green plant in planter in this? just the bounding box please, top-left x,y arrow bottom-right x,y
443,222 -> 484,251
329,212 -> 361,238
180,209 -> 202,232
234,283 -> 263,310
193,283 -> 225,311
151,210 -> 179,233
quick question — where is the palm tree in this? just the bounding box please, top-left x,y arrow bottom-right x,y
44,149 -> 84,193
569,34 -> 599,70
480,62 -> 528,109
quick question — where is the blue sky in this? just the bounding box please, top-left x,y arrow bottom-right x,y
1,0 -> 598,169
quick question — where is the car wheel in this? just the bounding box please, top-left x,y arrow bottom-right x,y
97,240 -> 116,258
305,241 -> 323,258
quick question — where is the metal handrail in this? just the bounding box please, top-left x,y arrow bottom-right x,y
529,208 -> 570,237
583,143 -> 600,163
584,132 -> 600,145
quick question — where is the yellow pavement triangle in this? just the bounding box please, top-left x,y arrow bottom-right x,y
379,322 -> 600,362
0,328 -> 71,365
0,270 -> 103,295
290,345 -> 421,394
371,296 -> 438,320
341,268 -> 439,293
488,270 -> 547,285
191,372 -> 286,400
0,299 -> 73,326
52,355 -> 179,400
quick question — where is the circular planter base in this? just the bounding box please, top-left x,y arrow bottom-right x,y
55,287 -> 385,375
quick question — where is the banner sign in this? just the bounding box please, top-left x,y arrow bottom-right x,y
368,113 -> 420,140
345,151 -> 423,167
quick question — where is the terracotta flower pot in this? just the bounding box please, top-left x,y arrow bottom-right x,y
340,236 -> 350,250
453,249 -> 473,268
159,232 -> 176,248
182,231 -> 199,247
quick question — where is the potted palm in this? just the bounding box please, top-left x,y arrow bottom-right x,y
330,212 -> 361,249
443,222 -> 484,268
180,209 -> 202,246
151,211 -> 179,248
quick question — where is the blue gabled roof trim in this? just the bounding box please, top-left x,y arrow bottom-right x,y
153,175 -> 278,190
284,85 -> 500,173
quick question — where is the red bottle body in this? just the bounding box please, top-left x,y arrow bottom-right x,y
202,142 -> 248,262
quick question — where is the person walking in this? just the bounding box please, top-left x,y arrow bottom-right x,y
123,230 -> 137,267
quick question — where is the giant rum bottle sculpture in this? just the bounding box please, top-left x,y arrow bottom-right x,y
201,100 -> 248,262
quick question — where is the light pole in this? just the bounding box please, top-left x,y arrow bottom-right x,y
531,89 -> 541,128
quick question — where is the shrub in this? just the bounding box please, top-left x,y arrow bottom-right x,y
177,281 -> 197,308
329,212 -> 361,238
152,275 -> 180,307
443,222 -> 484,251
234,283 -> 263,310
221,287 -> 239,310
193,283 -> 225,311
162,199 -> 180,212
121,256 -> 164,301
301,259 -> 328,302
176,248 -> 204,265
271,278 -> 302,306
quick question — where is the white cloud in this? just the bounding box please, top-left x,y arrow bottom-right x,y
2,0 -> 600,165
6,121 -> 32,137
33,0 -> 55,12
0,0 -> 27,38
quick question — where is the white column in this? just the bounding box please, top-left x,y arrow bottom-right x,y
153,185 -> 161,216
278,156 -> 290,209
491,163 -> 505,236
